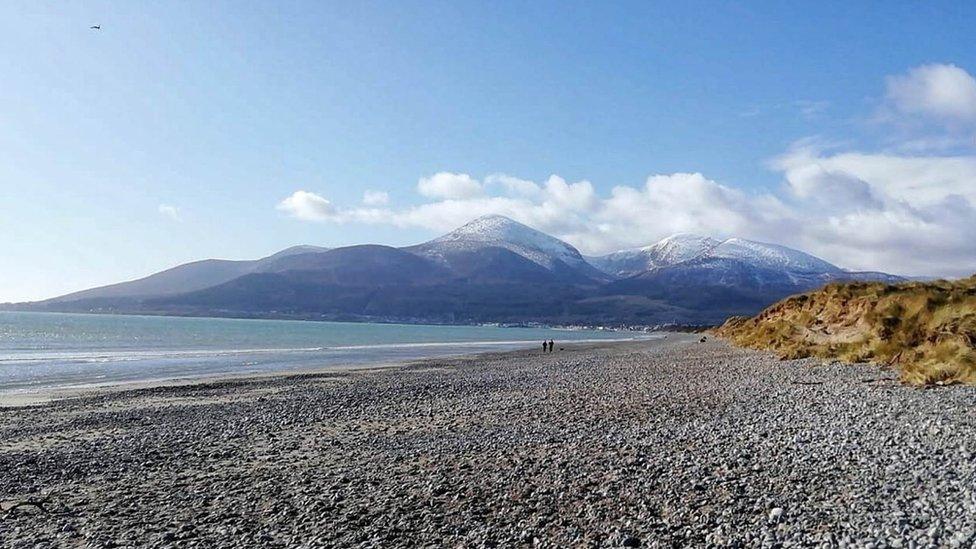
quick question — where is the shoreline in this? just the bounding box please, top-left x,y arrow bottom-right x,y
0,338 -> 654,408
0,308 -> 681,332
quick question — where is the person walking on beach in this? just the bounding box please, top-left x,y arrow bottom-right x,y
548,339 -> 554,353
542,341 -> 548,354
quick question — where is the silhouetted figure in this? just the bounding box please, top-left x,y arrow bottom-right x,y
542,341 -> 548,353
548,340 -> 554,353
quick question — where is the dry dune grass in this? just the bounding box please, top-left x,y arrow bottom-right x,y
714,276 -> 976,385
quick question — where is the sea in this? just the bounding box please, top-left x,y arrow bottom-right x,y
0,311 -> 648,397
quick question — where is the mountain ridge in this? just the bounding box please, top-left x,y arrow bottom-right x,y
587,233 -> 854,278
8,215 -> 905,326
43,245 -> 332,303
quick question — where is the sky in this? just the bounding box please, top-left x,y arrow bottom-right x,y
2,1 -> 976,302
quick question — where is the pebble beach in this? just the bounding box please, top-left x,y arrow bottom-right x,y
2,334 -> 975,548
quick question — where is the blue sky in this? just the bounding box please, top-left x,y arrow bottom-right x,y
3,1 -> 976,301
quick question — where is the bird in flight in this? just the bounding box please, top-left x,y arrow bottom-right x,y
90,25 -> 100,30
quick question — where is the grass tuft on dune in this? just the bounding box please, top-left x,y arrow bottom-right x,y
714,276 -> 976,385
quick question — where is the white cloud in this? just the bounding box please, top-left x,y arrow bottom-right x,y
362,190 -> 389,206
543,175 -> 598,211
158,204 -> 182,222
278,158 -> 976,278
273,64 -> 976,279
279,172 -> 788,255
769,145 -> 976,277
276,190 -> 337,222
885,63 -> 976,124
774,145 -> 976,206
485,173 -> 541,197
417,172 -> 483,199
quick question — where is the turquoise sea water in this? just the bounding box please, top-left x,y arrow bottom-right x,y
0,312 -> 646,395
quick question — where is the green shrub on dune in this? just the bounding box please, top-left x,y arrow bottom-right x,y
714,276 -> 976,385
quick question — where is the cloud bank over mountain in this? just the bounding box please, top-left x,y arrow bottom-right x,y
278,64 -> 976,279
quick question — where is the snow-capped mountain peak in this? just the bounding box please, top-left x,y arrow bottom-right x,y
590,233 -> 844,277
587,233 -> 720,277
422,215 -> 588,270
643,233 -> 721,265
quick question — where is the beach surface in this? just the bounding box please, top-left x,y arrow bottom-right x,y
1,335 -> 975,547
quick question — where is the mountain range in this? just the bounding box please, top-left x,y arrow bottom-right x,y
7,215 -> 903,326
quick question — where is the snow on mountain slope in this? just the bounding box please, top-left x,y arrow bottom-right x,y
590,234 -> 845,277
589,234 -> 720,277
416,215 -> 590,270
646,233 -> 722,265
708,238 -> 841,274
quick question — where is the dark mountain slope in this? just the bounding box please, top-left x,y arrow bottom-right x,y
256,245 -> 453,285
147,243 -> 599,323
10,216 -> 906,326
44,245 -> 330,303
47,259 -> 256,303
